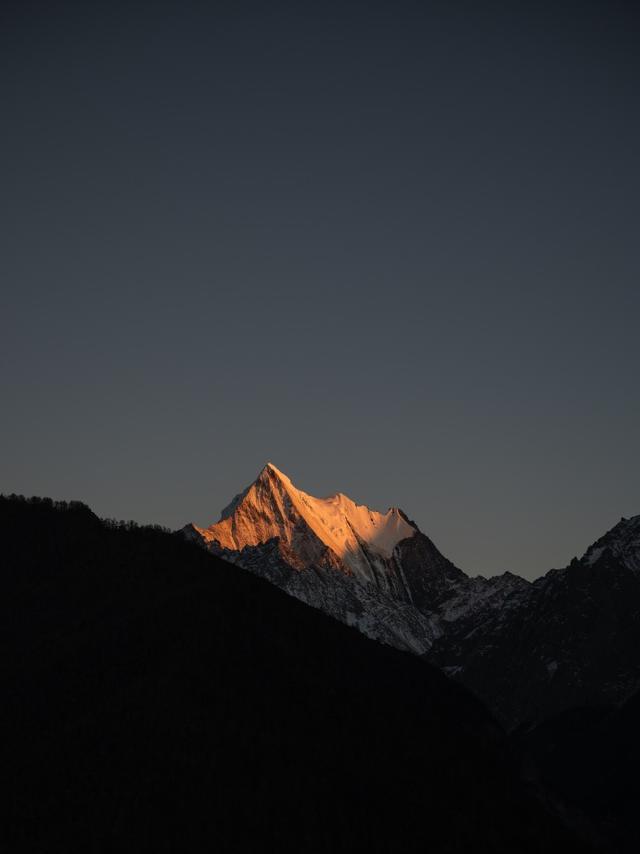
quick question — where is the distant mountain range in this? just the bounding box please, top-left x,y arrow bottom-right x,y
185,463 -> 640,727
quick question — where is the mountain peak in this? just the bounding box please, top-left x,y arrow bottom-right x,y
218,463 -> 291,521
198,465 -> 417,579
254,462 -> 302,494
259,461 -> 287,480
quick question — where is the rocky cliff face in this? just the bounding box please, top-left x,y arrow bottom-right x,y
185,464 -> 640,727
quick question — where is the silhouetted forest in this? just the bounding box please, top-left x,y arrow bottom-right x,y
1,495 -> 589,853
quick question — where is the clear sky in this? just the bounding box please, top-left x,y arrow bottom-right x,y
2,1 -> 639,580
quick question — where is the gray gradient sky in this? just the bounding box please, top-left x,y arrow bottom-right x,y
2,1 -> 639,579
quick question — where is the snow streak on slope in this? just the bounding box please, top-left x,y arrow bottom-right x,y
213,539 -> 441,655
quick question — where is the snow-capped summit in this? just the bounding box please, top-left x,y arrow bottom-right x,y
184,463 -> 464,654
194,462 -> 417,582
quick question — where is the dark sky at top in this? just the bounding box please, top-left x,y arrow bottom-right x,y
1,0 -> 638,579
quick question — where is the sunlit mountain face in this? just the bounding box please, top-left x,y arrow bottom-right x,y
191,462 -> 417,577
185,464 -> 640,728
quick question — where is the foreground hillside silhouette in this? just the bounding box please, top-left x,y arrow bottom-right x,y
0,495 -> 586,853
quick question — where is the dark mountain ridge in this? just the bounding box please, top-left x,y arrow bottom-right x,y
0,494 -> 587,853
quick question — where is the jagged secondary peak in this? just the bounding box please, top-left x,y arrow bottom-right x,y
581,513 -> 640,572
